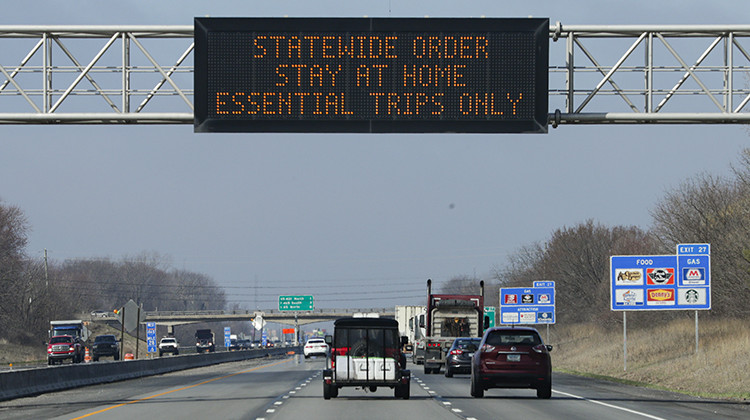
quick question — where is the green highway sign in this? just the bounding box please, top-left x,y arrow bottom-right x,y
279,295 -> 314,311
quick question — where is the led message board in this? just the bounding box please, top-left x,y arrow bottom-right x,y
194,18 -> 549,133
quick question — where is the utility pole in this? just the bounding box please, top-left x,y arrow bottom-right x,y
43,249 -> 48,287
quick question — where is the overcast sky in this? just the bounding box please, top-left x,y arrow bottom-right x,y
1,1 -> 748,311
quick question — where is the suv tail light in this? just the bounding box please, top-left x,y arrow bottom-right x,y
532,344 -> 547,353
481,344 -> 495,353
449,349 -> 463,355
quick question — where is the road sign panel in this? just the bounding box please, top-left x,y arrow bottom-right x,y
194,17 -> 549,133
500,286 -> 555,324
610,244 -> 710,311
279,295 -> 314,311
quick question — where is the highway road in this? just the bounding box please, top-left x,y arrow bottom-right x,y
1,355 -> 748,420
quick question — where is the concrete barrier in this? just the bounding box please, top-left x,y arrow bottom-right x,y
0,347 -> 300,402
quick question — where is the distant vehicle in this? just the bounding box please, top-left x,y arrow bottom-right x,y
238,339 -> 252,350
471,326 -> 552,399
228,338 -> 241,351
323,317 -> 410,400
49,320 -> 89,342
47,335 -> 84,365
394,305 -> 425,357
91,334 -> 120,361
159,337 -> 180,356
303,338 -> 328,358
195,329 -> 215,353
421,279 -> 487,375
444,337 -> 481,377
90,310 -> 109,318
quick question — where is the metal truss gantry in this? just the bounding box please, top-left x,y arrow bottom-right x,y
0,23 -> 749,125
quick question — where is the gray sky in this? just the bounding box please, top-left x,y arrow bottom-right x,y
1,1 -> 748,310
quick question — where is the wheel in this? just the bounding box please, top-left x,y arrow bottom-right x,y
93,356 -> 99,362
323,382 -> 332,400
48,359 -> 53,365
305,354 -> 309,359
444,366 -> 453,378
369,386 -> 377,393
159,351 -> 163,357
114,353 -> 119,361
537,380 -> 552,399
423,366 -> 431,374
470,371 -> 484,398
174,350 -> 179,355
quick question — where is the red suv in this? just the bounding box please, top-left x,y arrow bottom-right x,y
471,326 -> 552,399
47,335 -> 84,365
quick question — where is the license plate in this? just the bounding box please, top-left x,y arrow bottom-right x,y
507,354 -> 521,362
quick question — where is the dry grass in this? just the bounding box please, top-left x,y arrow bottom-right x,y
549,318 -> 750,400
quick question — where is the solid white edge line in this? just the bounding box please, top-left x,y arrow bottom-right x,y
553,390 -> 669,420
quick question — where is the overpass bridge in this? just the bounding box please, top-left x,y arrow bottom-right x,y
89,308 -> 395,329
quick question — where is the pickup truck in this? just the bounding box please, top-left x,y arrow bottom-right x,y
159,337 -> 180,356
47,335 -> 84,365
91,334 -> 120,361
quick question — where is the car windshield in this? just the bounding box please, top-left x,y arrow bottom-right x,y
485,331 -> 541,346
162,338 -> 176,343
50,336 -> 72,344
95,336 -> 115,343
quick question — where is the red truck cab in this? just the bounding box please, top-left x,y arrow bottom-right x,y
47,335 -> 83,365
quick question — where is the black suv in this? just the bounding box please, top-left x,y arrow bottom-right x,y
91,335 -> 120,361
323,317 -> 410,400
445,337 -> 481,377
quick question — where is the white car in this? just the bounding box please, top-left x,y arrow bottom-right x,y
304,338 -> 329,358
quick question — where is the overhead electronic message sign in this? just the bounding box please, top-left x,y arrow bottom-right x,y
610,244 -> 711,311
194,17 -> 549,133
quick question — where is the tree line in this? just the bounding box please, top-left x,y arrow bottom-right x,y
3,149 -> 750,344
442,149 -> 750,326
0,204 -> 228,345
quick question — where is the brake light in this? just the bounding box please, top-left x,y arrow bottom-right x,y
481,344 -> 495,353
532,344 -> 546,353
450,349 -> 463,355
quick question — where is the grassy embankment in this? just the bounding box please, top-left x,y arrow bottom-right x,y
550,317 -> 750,401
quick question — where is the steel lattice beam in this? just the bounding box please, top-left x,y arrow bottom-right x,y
1,24 -> 749,125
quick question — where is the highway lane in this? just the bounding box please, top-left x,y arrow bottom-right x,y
2,357 -> 748,420
412,365 -> 750,420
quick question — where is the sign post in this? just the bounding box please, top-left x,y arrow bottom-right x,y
610,243 -> 711,369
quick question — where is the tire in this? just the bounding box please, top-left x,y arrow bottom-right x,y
444,366 -> 453,378
423,366 -> 431,375
470,371 -> 484,398
331,385 -> 338,398
114,353 -> 120,361
159,351 -> 163,357
537,380 -> 552,399
369,386 -> 377,393
48,358 -> 53,365
323,382 -> 331,400
175,350 -> 179,355
93,356 -> 99,362
395,382 -> 410,399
